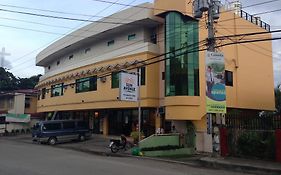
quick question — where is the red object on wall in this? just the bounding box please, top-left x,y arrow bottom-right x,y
276,129 -> 281,162
220,127 -> 228,157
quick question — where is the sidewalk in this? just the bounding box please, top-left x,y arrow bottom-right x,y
2,134 -> 281,175
55,134 -> 281,175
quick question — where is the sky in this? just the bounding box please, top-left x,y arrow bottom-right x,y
0,0 -> 280,86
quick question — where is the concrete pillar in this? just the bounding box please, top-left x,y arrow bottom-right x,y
155,114 -> 161,129
103,116 -> 109,136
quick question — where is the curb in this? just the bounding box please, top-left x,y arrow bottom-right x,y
198,158 -> 281,175
59,146 -> 281,175
57,145 -> 202,167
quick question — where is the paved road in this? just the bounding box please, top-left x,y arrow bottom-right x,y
0,138 -> 250,175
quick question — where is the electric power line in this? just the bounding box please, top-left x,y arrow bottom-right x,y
5,0 -> 280,72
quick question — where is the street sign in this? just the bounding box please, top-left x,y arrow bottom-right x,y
119,72 -> 138,102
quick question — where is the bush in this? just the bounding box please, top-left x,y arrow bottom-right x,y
237,131 -> 275,159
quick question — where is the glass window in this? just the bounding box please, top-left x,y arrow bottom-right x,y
25,98 -> 31,108
63,121 -> 75,129
128,34 -> 136,40
111,72 -> 119,88
165,12 -> 199,96
42,88 -> 46,99
137,67 -> 146,86
51,83 -> 64,97
150,28 -> 157,44
225,70 -> 233,86
85,48 -> 91,54
77,121 -> 88,129
107,40 -> 115,46
43,123 -> 61,131
76,76 -> 97,93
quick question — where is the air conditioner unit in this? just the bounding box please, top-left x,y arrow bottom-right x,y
100,77 -> 106,83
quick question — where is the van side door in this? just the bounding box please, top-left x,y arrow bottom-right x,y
62,121 -> 76,141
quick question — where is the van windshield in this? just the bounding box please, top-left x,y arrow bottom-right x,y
33,123 -> 40,131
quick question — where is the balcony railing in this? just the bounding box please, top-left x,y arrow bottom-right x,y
239,10 -> 270,31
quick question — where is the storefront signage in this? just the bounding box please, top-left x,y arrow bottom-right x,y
5,113 -> 30,123
205,51 -> 226,113
119,72 -> 138,102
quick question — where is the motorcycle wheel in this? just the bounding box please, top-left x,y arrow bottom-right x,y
110,143 -> 119,153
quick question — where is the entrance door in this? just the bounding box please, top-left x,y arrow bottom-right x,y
185,121 -> 196,148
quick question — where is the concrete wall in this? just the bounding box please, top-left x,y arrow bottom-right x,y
8,93 -> 25,114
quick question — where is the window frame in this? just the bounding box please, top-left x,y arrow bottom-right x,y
75,76 -> 97,93
42,88 -> 46,99
225,70 -> 233,86
107,40 -> 115,46
51,83 -> 64,97
111,72 -> 120,89
128,34 -> 136,41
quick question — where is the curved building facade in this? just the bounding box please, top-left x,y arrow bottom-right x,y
36,0 -> 275,152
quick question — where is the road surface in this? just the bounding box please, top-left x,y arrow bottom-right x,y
0,138 -> 249,175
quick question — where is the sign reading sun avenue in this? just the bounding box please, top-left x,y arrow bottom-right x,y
119,72 -> 138,102
205,51 -> 226,113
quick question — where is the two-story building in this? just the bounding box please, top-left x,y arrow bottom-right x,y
0,89 -> 39,133
35,0 -> 275,152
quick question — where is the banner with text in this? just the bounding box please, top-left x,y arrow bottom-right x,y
119,72 -> 138,102
205,51 -> 226,113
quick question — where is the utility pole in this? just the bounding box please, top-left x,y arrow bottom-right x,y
208,0 -> 216,52
207,0 -> 215,136
194,1 -> 225,153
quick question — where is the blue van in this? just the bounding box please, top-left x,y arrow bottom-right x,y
32,120 -> 91,145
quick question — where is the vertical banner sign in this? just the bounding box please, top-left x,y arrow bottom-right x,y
119,72 -> 138,102
205,51 -> 226,113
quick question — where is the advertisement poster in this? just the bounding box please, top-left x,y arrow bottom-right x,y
119,72 -> 138,102
205,51 -> 226,113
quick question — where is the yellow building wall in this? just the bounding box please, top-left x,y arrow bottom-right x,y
154,0 -> 193,17
25,96 -> 37,114
154,1 -> 275,127
37,52 -> 160,113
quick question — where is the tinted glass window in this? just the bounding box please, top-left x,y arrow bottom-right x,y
42,88 -> 46,99
76,76 -> 97,93
225,70 -> 233,86
63,122 -> 75,129
111,72 -> 119,88
165,12 -> 199,96
77,121 -> 88,129
43,123 -> 61,131
51,83 -> 64,97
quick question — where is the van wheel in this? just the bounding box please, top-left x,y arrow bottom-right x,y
79,135 -> 85,142
48,137 -> 57,145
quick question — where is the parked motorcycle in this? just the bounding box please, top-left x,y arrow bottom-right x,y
109,135 -> 131,153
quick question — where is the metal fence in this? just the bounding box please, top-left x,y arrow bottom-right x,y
226,113 -> 281,131
239,10 -> 271,32
225,114 -> 280,160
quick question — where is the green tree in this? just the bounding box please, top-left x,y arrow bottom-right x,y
18,75 -> 41,89
0,67 -> 41,91
0,67 -> 18,91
